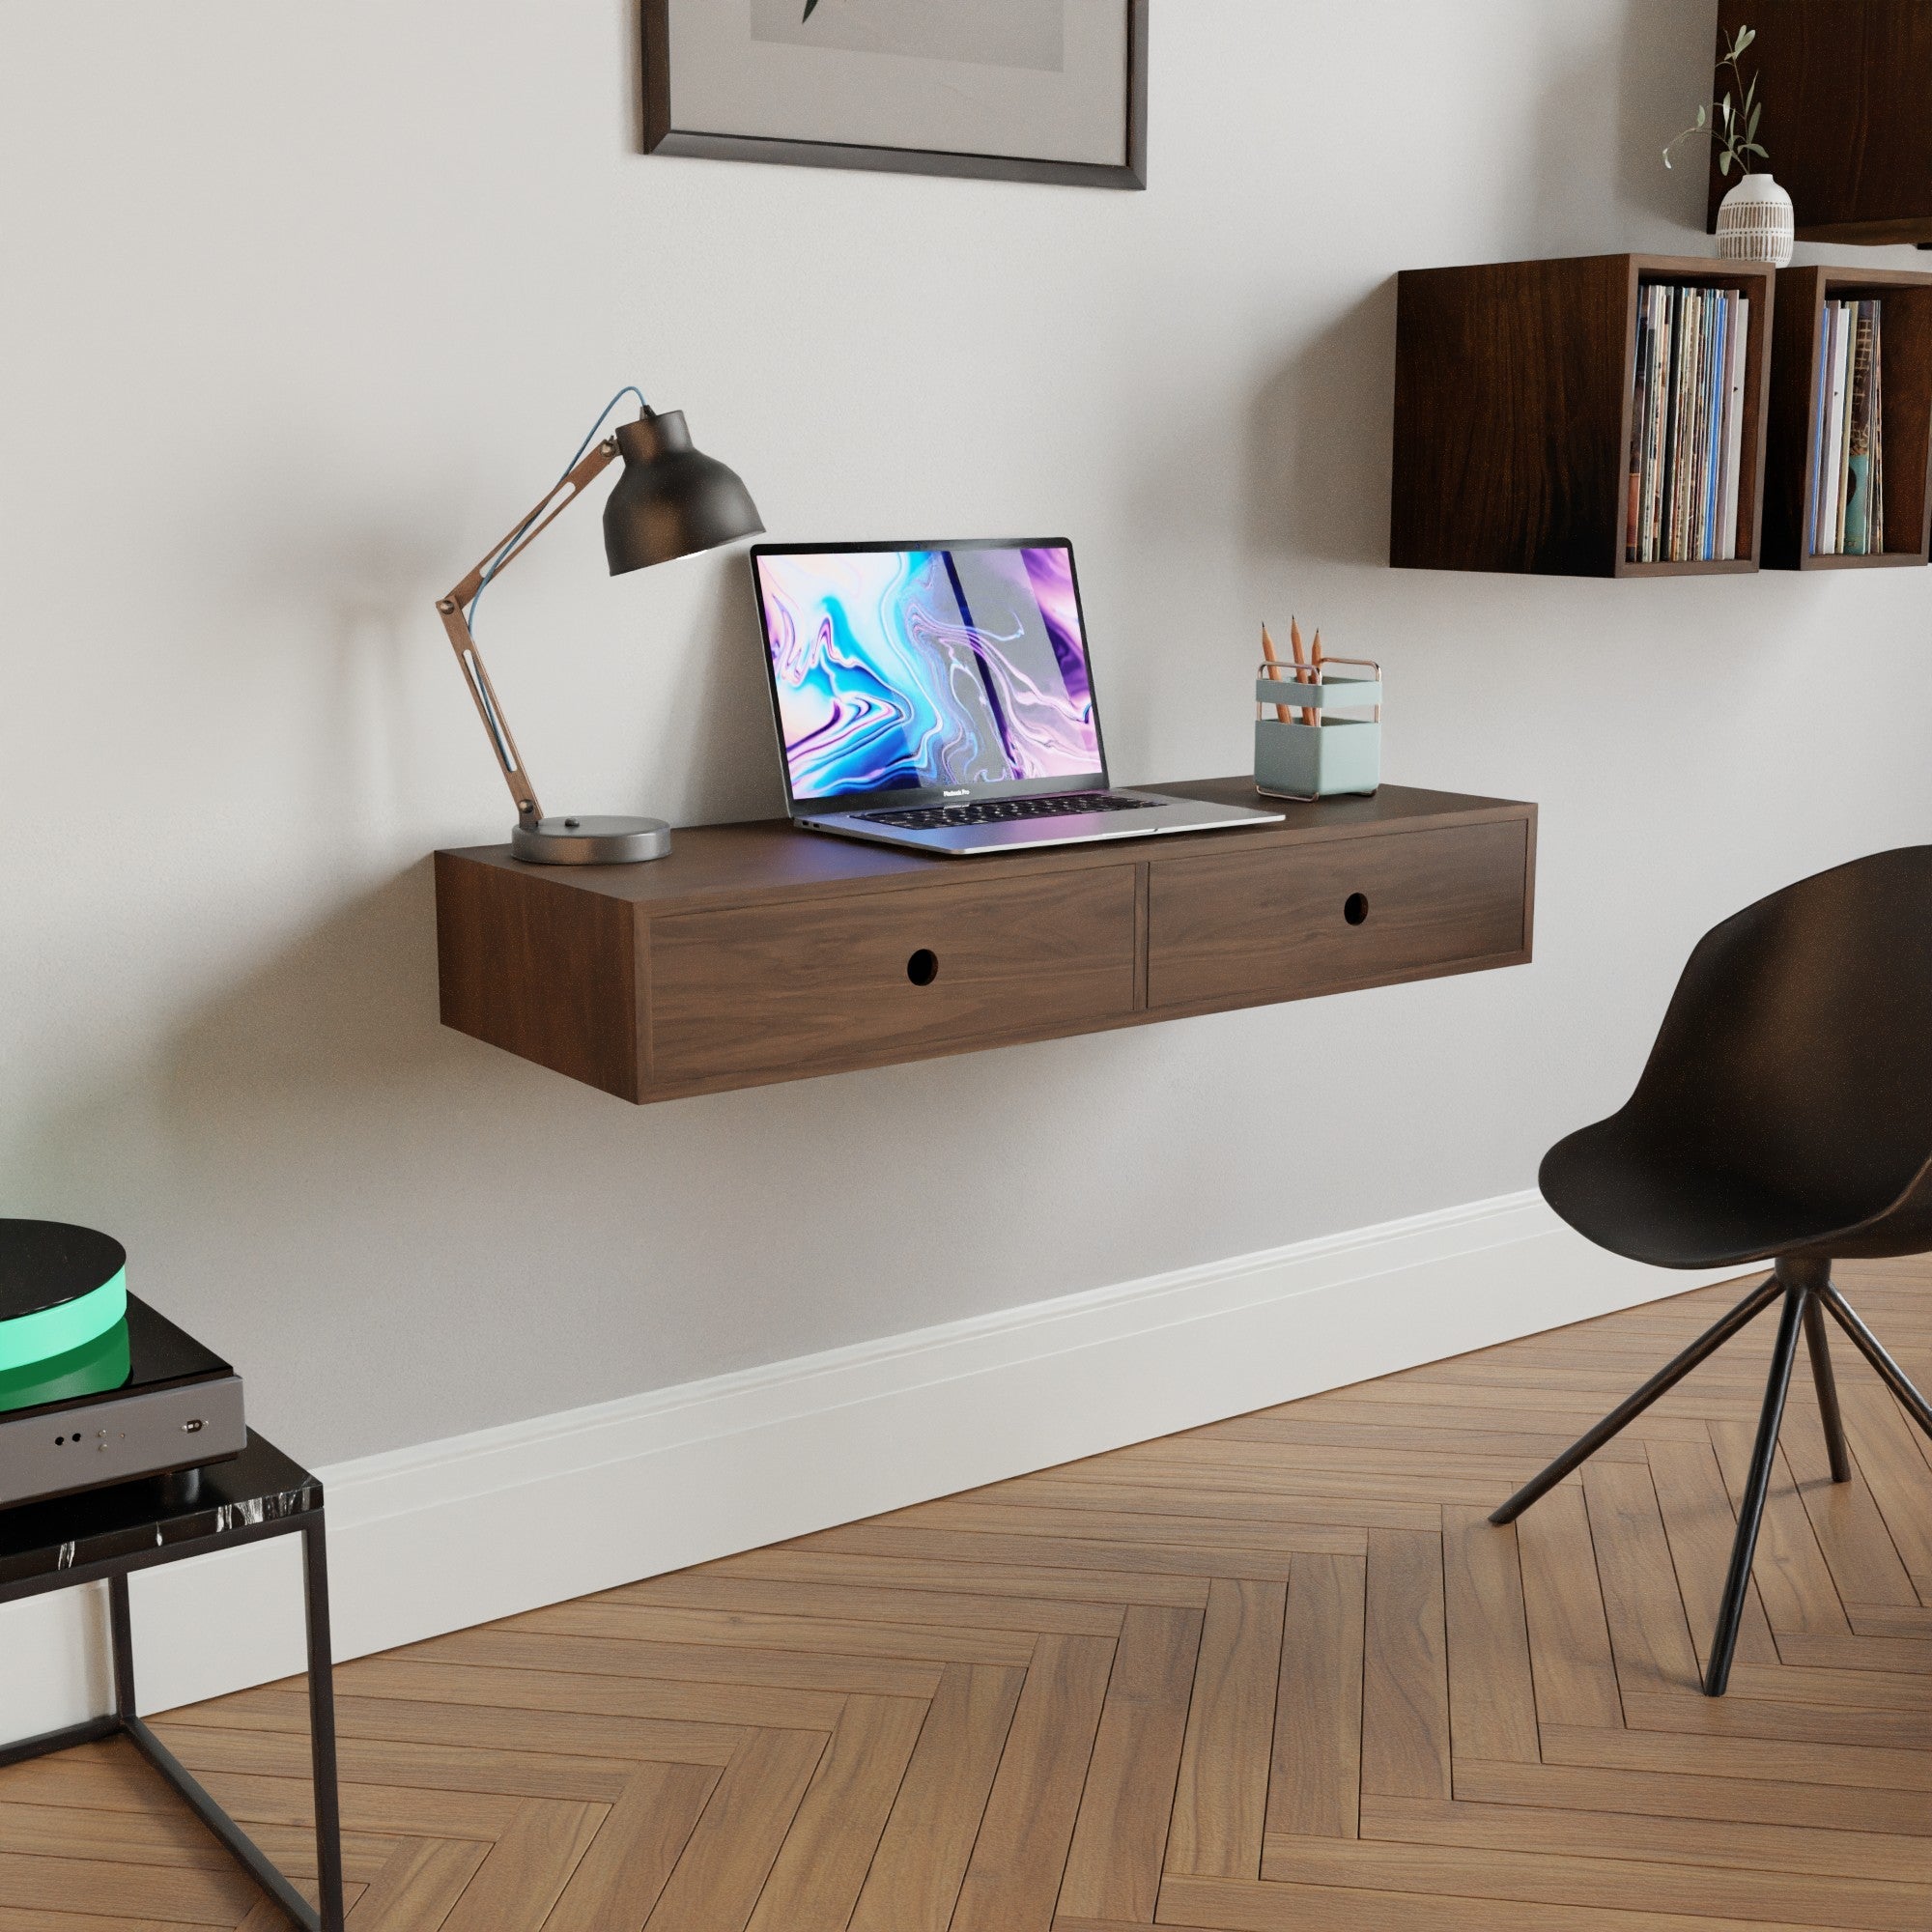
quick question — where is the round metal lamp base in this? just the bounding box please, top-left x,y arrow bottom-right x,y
510,815 -> 672,865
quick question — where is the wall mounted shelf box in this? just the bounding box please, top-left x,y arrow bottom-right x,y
435,778 -> 1537,1103
1761,265 -> 1932,570
1391,254 -> 1773,578
1709,3 -> 1932,246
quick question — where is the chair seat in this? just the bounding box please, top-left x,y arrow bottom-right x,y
1520,847 -> 1932,1696
1540,1118 -> 1861,1270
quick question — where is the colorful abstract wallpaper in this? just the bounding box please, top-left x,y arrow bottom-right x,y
757,546 -> 1101,802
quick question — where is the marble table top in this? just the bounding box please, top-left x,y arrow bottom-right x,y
0,1433 -> 320,1594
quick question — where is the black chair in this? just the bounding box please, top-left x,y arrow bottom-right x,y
1492,846 -> 1932,1696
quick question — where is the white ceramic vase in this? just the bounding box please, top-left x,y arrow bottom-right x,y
1716,171 -> 1795,267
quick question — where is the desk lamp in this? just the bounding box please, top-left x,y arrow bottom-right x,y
436,388 -> 763,864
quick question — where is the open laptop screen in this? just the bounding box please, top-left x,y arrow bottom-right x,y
752,541 -> 1106,810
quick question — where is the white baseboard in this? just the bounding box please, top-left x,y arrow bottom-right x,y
0,1192 -> 1736,1740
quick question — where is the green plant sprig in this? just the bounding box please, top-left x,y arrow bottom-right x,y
1663,25 -> 1768,176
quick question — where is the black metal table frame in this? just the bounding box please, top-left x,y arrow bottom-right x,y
0,1507 -> 344,1932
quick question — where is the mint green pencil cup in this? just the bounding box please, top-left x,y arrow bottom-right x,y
1254,658 -> 1380,801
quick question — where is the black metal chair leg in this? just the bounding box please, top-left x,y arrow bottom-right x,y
1816,1281 -> 1932,1442
1705,1283 -> 1806,1696
303,1517 -> 347,1932
1801,1290 -> 1853,1483
1490,1273 -> 1782,1525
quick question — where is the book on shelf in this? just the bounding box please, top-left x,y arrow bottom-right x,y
1836,304 -> 1856,548
1810,297 -> 1885,556
1719,286 -> 1747,554
1625,282 -> 1749,564
1872,304 -> 1887,552
1822,303 -> 1847,549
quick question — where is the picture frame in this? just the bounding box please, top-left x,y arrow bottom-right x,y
640,0 -> 1148,190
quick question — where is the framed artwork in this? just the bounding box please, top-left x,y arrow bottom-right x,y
641,0 -> 1148,189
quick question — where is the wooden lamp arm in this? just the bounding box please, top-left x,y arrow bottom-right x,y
434,439 -> 621,832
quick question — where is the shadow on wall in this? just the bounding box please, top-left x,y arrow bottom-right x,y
656,552 -> 792,826
17,862 -> 458,1224
160,864 -> 446,1098
1244,278 -> 1397,567
13,859 -> 485,1305
1610,0 -> 1718,236
1522,0 -> 1715,249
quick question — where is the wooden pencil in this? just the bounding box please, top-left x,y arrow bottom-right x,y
1289,617 -> 1316,725
1260,625 -> 1293,723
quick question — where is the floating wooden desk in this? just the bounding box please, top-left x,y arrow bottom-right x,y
434,777 -> 1537,1103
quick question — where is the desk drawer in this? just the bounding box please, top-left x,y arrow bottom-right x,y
648,866 -> 1140,1091
1148,819 -> 1530,1011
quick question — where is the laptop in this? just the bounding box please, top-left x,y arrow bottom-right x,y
750,539 -> 1284,856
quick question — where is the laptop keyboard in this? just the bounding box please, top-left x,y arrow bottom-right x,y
859,792 -> 1158,832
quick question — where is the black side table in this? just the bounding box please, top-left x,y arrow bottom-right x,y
0,1433 -> 344,1931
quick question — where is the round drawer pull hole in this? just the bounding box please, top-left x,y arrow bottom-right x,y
1344,893 -> 1370,926
907,949 -> 939,986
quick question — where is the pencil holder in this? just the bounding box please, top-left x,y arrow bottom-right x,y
1254,658 -> 1380,801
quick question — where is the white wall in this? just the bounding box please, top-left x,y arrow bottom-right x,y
4,2 -> 1929,1487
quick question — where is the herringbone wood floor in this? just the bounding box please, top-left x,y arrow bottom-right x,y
7,1259 -> 1932,1930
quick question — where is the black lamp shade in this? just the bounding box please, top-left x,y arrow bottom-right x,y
603,410 -> 764,576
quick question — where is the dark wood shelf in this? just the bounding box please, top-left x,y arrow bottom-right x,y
435,779 -> 1537,1104
1391,254 -> 1773,578
1761,265 -> 1932,570
1708,4 -> 1932,246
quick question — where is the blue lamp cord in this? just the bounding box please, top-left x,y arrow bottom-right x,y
466,385 -> 651,630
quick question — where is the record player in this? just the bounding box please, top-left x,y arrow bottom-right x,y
0,1221 -> 244,1510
